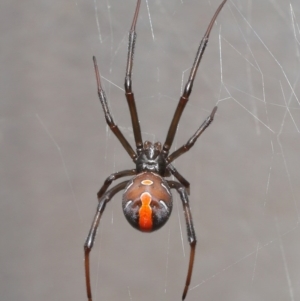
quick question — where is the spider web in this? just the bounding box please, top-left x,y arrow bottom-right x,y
1,0 -> 300,301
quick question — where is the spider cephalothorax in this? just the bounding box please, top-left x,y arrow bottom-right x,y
84,1 -> 227,300
136,141 -> 167,174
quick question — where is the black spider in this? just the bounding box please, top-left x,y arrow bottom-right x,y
84,0 -> 227,300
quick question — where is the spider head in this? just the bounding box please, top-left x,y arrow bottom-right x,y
136,141 -> 167,175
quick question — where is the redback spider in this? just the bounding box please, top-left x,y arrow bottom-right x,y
84,0 -> 227,300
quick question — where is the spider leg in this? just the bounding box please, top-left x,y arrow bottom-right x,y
84,181 -> 129,301
168,181 -> 196,300
97,169 -> 136,199
167,164 -> 190,195
167,106 -> 217,163
93,57 -> 137,161
124,0 -> 143,154
162,0 -> 227,157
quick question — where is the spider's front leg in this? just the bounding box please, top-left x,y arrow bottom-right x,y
124,0 -> 143,154
93,57 -> 137,162
162,0 -> 227,157
167,106 -> 217,163
84,181 -> 129,301
168,181 -> 196,300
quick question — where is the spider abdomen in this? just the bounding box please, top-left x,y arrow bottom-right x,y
122,171 -> 172,232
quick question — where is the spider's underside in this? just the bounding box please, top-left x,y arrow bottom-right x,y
84,0 -> 227,300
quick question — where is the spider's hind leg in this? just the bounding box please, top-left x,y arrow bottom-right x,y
97,169 -> 136,199
84,180 -> 129,301
167,164 -> 190,195
167,180 -> 196,300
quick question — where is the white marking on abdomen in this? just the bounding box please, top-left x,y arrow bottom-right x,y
161,182 -> 171,195
159,200 -> 168,211
124,200 -> 133,210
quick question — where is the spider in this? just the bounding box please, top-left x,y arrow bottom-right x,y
84,0 -> 227,300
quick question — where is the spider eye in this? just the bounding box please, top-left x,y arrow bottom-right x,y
144,141 -> 151,149
154,142 -> 162,151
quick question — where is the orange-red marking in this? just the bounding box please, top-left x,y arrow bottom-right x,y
141,179 -> 153,186
139,192 -> 153,231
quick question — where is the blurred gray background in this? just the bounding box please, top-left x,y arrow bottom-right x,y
1,0 -> 300,300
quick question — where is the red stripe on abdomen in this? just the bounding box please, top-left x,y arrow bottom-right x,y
139,192 -> 152,231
